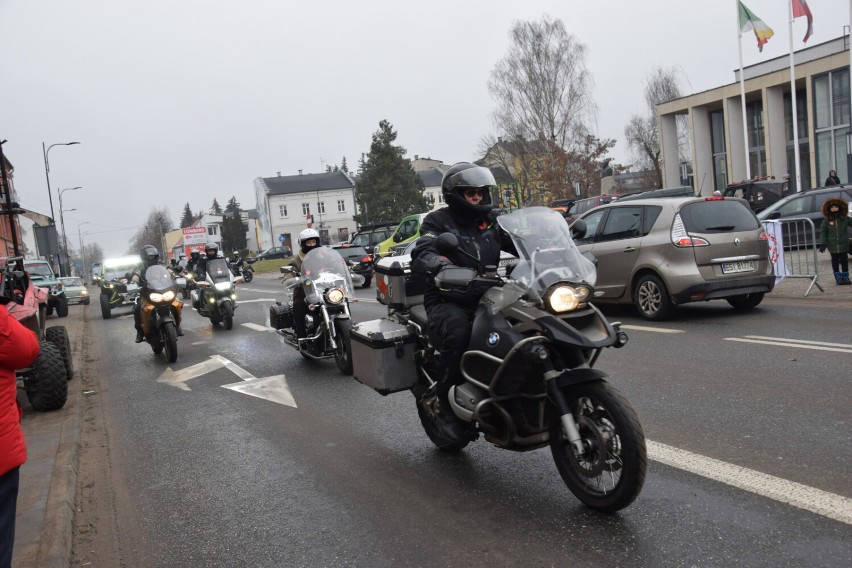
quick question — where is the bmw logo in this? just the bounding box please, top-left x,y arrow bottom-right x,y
487,332 -> 500,346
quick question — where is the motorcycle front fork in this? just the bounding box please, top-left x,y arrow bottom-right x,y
530,344 -> 586,456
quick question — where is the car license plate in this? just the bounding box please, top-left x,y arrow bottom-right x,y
721,261 -> 755,274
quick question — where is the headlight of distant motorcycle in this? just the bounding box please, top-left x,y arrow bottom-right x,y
545,284 -> 590,313
149,290 -> 176,303
214,281 -> 233,292
324,288 -> 345,304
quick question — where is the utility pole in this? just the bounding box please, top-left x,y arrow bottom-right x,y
0,139 -> 22,266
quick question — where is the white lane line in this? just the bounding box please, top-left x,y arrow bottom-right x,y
724,337 -> 852,354
743,335 -> 852,349
620,324 -> 685,334
350,298 -> 379,304
648,440 -> 852,525
239,287 -> 279,293
238,298 -> 276,304
242,322 -> 276,332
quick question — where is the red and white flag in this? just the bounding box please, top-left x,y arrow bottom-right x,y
792,0 -> 813,43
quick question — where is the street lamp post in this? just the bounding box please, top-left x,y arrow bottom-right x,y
42,141 -> 80,225
58,186 -> 83,276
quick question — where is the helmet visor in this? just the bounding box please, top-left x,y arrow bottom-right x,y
446,167 -> 497,190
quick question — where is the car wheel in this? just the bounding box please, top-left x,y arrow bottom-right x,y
726,293 -> 764,311
55,296 -> 69,317
633,274 -> 674,321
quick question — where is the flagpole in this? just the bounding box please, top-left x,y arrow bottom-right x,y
788,0 -> 803,192
738,0 -> 751,180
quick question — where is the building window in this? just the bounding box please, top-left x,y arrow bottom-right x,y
207,225 -> 217,236
337,199 -> 345,212
784,89 -> 811,190
814,68 -> 851,184
318,201 -> 326,214
746,101 -> 766,177
301,203 -> 310,216
279,204 -> 287,218
710,110 -> 728,191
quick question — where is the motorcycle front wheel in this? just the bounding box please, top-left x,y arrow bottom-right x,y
223,301 -> 234,330
549,380 -> 646,513
161,322 -> 178,363
243,271 -> 253,283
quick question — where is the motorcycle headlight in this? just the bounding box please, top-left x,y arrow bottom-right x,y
149,290 -> 175,303
214,281 -> 233,292
545,284 -> 591,313
324,288 -> 345,304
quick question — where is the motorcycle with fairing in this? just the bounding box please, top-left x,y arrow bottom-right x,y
350,207 -> 646,512
138,264 -> 184,363
269,247 -> 354,374
191,257 -> 242,329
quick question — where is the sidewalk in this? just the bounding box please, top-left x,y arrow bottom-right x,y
12,306 -> 87,568
765,253 -> 852,306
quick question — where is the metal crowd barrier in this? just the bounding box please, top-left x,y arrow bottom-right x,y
761,217 -> 824,297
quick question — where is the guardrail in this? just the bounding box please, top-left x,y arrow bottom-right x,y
761,217 -> 824,297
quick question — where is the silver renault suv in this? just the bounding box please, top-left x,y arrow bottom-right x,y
573,196 -> 774,320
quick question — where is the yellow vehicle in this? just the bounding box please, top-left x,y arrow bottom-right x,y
375,213 -> 428,257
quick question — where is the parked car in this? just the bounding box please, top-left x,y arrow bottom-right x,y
724,178 -> 792,214
23,259 -> 69,317
573,196 -> 774,320
255,246 -> 292,260
617,186 -> 694,202
60,277 -> 90,305
375,213 -> 429,258
332,244 -> 375,288
349,223 -> 396,255
564,194 -> 619,223
756,186 -> 852,247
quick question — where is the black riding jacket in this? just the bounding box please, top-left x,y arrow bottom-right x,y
412,207 -> 514,309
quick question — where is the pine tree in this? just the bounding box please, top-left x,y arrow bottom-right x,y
211,198 -> 223,215
180,202 -> 194,228
340,156 -> 349,173
354,120 -> 428,225
220,196 -> 246,253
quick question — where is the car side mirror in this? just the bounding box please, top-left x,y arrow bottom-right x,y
436,232 -> 459,254
570,219 -> 587,240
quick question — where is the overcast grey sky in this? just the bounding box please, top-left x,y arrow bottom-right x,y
1,0 -> 848,257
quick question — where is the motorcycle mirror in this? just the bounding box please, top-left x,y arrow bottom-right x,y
175,277 -> 187,289
280,265 -> 295,274
436,232 -> 459,254
570,219 -> 587,240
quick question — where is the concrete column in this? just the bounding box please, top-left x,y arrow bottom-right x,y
690,107 -> 714,195
805,75 -> 816,188
725,97 -> 747,183
765,86 -> 787,180
659,113 -> 680,187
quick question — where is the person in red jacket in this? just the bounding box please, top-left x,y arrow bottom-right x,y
0,301 -> 40,567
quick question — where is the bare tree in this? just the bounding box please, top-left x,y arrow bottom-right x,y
624,66 -> 682,188
128,207 -> 174,255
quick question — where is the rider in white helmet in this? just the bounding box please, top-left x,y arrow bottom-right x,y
291,228 -> 321,338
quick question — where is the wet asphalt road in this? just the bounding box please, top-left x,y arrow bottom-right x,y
82,277 -> 851,567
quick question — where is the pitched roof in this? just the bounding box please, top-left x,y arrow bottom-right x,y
260,171 -> 355,196
416,167 -> 446,188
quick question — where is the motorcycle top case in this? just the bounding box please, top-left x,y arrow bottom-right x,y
350,318 -> 417,395
374,258 -> 424,308
268,301 -> 292,330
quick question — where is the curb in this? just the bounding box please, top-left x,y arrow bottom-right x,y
34,312 -> 86,568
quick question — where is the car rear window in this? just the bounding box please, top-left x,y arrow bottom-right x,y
679,200 -> 759,233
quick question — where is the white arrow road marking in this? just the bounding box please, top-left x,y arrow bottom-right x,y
648,440 -> 852,525
221,375 -> 297,408
156,357 -> 226,391
237,298 -> 276,304
241,322 -> 276,332
724,337 -> 852,354
620,324 -> 684,334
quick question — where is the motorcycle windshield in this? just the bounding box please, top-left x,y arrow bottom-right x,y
145,265 -> 175,293
300,247 -> 355,298
497,206 -> 596,300
206,258 -> 232,283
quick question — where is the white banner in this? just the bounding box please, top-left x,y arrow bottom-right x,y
761,220 -> 786,284
182,226 -> 208,245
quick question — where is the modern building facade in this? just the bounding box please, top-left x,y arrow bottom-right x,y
254,170 -> 357,250
658,36 -> 851,194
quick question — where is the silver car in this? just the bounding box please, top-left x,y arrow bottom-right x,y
574,196 -> 774,320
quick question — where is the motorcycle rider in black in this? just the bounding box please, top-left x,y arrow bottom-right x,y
193,242 -> 219,309
411,163 -> 514,440
291,228 -> 321,339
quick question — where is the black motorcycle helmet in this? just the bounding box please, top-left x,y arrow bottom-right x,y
190,250 -> 200,261
205,242 -> 219,259
441,162 -> 496,216
141,245 -> 160,267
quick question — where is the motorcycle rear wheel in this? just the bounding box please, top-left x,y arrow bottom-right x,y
333,319 -> 353,374
244,271 -> 253,283
415,397 -> 472,453
549,380 -> 646,513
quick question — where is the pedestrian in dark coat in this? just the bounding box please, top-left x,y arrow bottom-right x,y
0,302 -> 41,567
824,169 -> 841,186
818,197 -> 850,285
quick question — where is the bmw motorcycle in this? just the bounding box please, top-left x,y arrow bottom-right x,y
138,264 -> 184,363
192,257 -> 241,329
354,207 -> 646,513
270,247 -> 354,374
230,257 -> 255,283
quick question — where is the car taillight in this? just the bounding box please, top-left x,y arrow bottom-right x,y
705,196 -> 724,201
361,257 -> 371,263
671,213 -> 710,247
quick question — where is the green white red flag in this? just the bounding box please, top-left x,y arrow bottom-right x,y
738,1 -> 774,52
792,0 -> 814,43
